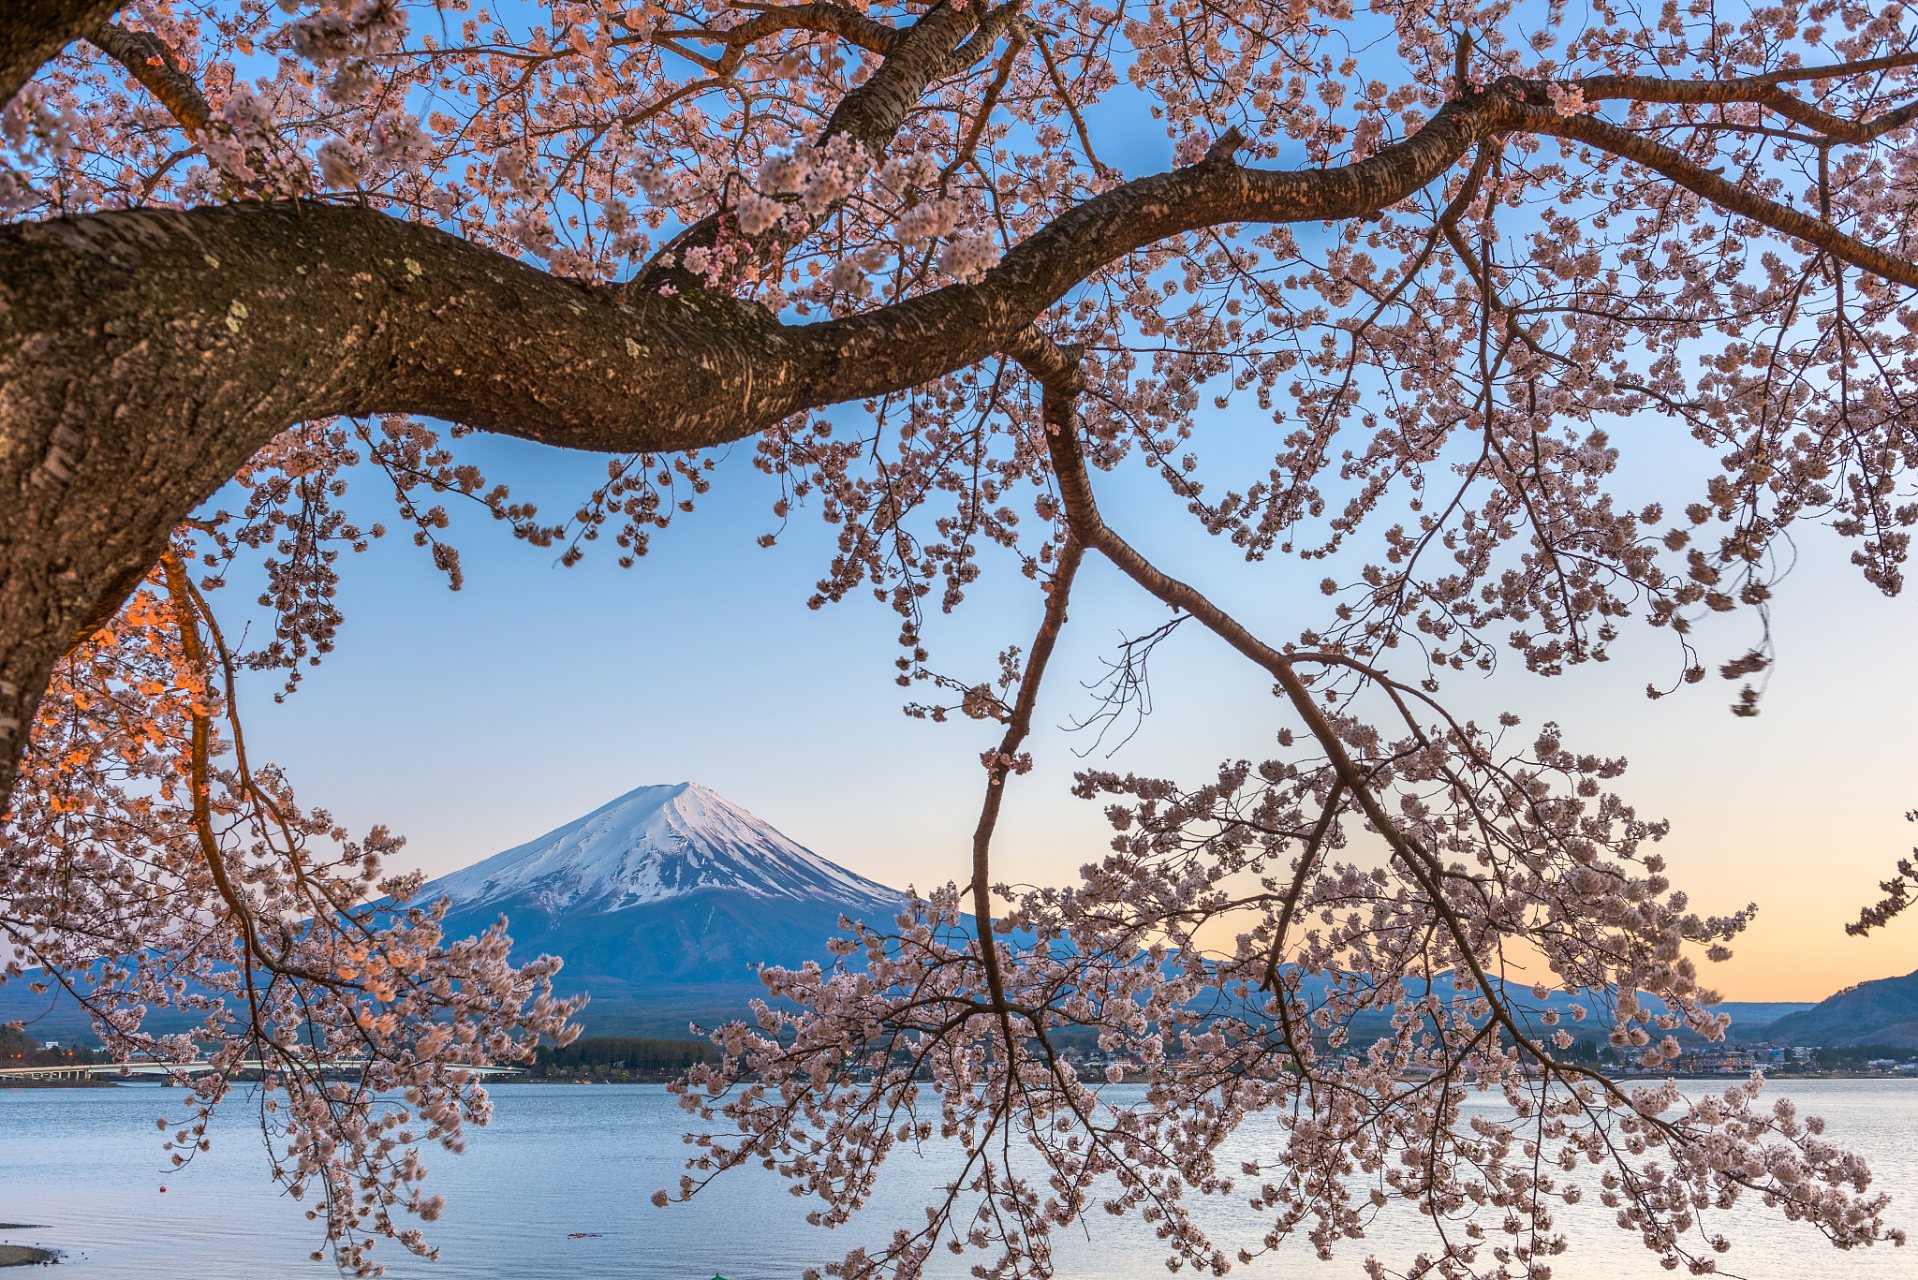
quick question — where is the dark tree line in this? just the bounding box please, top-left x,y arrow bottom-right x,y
534,1037 -> 721,1075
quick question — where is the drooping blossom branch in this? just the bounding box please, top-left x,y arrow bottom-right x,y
4,517 -> 582,1275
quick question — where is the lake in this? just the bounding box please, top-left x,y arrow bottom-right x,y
1,1079 -> 1912,1278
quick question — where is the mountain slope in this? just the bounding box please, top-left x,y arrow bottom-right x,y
1764,969 -> 1918,1047
422,783 -> 904,1033
424,782 -> 898,915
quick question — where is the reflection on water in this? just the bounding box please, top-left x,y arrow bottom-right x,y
0,1079 -> 1912,1279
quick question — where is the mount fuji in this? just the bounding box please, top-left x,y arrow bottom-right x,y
420,783 -> 904,1035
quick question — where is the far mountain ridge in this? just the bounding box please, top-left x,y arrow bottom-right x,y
1763,968 -> 1918,1048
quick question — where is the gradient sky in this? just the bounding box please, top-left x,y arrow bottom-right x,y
215,390 -> 1918,1007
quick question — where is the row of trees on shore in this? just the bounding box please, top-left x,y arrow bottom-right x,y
0,1027 -> 100,1068
530,1038 -> 721,1078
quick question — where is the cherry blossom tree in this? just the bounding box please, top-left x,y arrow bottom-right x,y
4,0 -> 1918,1274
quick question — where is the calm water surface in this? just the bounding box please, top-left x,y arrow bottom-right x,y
0,1079 -> 1912,1279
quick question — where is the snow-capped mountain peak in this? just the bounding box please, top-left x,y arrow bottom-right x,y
419,782 -> 899,915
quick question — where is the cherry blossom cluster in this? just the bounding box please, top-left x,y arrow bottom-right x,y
667,707 -> 1895,1279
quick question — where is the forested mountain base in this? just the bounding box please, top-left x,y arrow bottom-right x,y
525,1037 -> 721,1082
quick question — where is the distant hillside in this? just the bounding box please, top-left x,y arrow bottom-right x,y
1711,1002 -> 1820,1026
1305,977 -> 1807,1049
1764,969 -> 1918,1047
0,987 -> 98,1045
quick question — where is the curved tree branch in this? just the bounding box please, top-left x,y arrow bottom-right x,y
636,0 -> 1018,290
1576,54 -> 1918,144
1021,336 -> 1666,1129
967,523 -> 1082,1063
1518,95 -> 1918,286
85,21 -> 211,135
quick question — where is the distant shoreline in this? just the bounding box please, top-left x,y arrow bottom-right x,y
1628,1071 -> 1918,1083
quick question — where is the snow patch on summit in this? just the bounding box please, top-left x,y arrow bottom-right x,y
421,782 -> 900,915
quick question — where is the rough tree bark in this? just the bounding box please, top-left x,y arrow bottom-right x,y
0,0 -> 123,108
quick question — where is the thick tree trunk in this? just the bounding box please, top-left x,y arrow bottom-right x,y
0,0 -> 121,107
